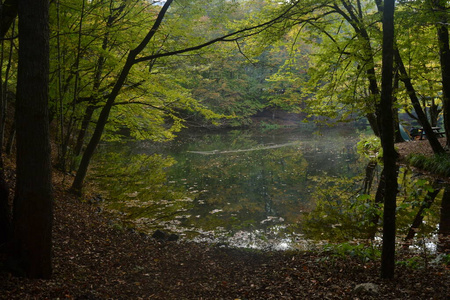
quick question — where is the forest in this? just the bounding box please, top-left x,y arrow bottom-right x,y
0,0 -> 449,298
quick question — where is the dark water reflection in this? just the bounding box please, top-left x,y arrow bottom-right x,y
91,126 -> 446,251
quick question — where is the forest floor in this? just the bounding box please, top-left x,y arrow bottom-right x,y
396,137 -> 447,158
1,139 -> 450,299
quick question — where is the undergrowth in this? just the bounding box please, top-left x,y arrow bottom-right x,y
406,153 -> 450,177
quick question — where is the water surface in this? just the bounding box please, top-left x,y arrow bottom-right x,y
91,126 -> 444,250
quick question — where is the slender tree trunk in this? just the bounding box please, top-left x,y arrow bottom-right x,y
71,62 -> 134,195
405,184 -> 440,241
336,1 -> 382,135
366,112 -> 380,137
57,0 -> 86,171
71,0 -> 175,194
395,50 -> 445,154
368,167 -> 383,240
5,122 -> 14,155
73,6 -> 112,158
12,0 -> 53,278
73,104 -> 94,157
379,0 -> 397,279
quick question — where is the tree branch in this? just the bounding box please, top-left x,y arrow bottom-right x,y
133,2 -> 300,64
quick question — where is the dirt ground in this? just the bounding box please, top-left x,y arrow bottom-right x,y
395,137 -> 447,158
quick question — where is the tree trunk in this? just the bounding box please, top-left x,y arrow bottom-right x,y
0,0 -> 16,253
438,185 -> 450,252
0,156 -> 10,249
73,104 -> 94,157
71,0 -> 175,194
435,9 -> 450,148
12,0 -> 53,278
5,122 -> 15,155
366,112 -> 380,137
405,184 -> 440,241
0,0 -> 18,38
379,0 -> 398,279
395,50 -> 445,154
368,166 -> 383,240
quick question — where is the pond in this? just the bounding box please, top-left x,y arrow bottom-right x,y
90,125 -> 447,251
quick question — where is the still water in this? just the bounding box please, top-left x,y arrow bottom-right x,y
91,125 -> 443,250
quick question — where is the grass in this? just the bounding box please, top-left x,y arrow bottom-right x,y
406,153 -> 450,177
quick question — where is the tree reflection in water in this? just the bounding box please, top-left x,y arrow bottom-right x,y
90,128 -> 449,251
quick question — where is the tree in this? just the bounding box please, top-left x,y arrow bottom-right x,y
430,0 -> 450,148
0,0 -> 17,251
70,0 -> 302,194
379,0 -> 397,279
438,186 -> 450,251
11,0 -> 53,278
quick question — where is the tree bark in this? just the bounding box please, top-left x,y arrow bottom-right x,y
379,0 -> 397,279
0,0 -> 16,252
0,156 -> 10,248
368,166 -> 383,240
366,112 -> 380,137
434,1 -> 450,148
395,50 -> 445,154
12,0 -> 53,278
0,0 -> 17,38
438,186 -> 450,252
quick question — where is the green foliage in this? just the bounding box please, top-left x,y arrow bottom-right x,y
356,135 -> 382,160
322,242 -> 381,263
396,256 -> 423,269
406,154 -> 450,177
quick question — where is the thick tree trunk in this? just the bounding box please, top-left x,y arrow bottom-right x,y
0,157 -> 10,249
0,45 -> 10,249
12,0 -> 53,278
379,0 -> 398,279
0,0 -> 17,252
